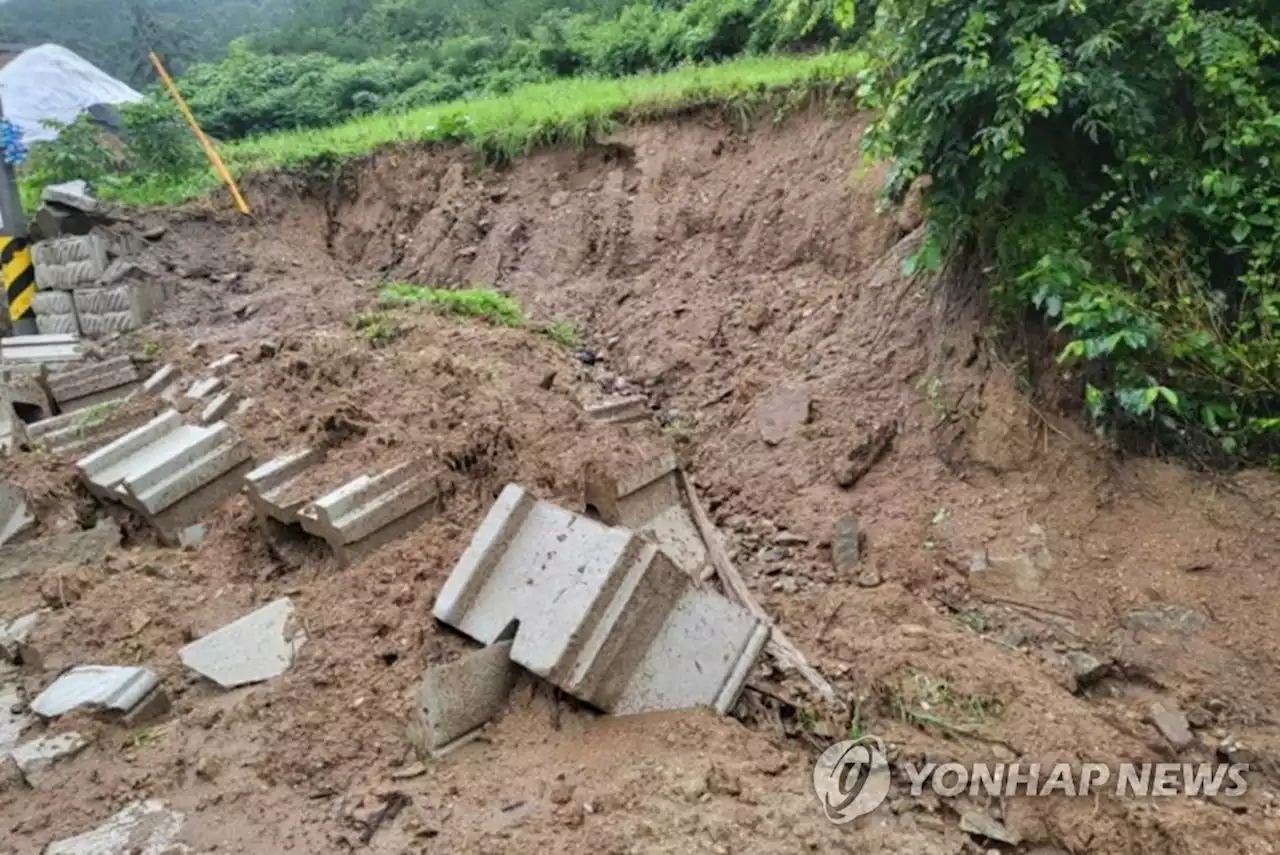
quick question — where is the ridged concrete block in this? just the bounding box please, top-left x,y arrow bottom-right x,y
435,485 -> 768,715
35,312 -> 81,337
141,363 -> 181,401
31,234 -> 109,290
47,356 -> 140,412
1,372 -> 53,422
0,334 -> 84,369
76,410 -> 252,544
26,399 -> 159,457
73,279 -> 167,337
296,461 -> 445,565
33,290 -> 75,314
0,480 -> 35,547
244,447 -> 325,526
586,395 -> 649,424
584,454 -> 708,578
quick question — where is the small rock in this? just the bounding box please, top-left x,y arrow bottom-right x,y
573,349 -> 598,366
389,763 -> 427,781
0,756 -> 26,792
257,339 -> 280,361
856,568 -> 883,588
832,517 -> 862,572
959,810 -> 1021,845
556,803 -> 584,827
455,246 -> 478,260
678,774 -> 708,802
1124,604 -> 1208,635
141,225 -> 168,241
1150,707 -> 1195,750
761,546 -> 790,563
549,782 -> 575,805
707,765 -> 742,798
755,387 -> 811,446
539,372 -> 556,390
1186,706 -> 1213,729
1064,651 -> 1108,688
549,191 -> 570,208
771,576 -> 798,595
772,531 -> 808,546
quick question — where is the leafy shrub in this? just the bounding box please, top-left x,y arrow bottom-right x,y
857,0 -> 1280,461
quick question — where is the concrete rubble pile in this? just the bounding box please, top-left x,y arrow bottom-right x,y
246,451 -> 446,565
76,410 -> 252,544
417,481 -> 770,757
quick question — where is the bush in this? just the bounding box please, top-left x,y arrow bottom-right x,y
857,0 -> 1280,462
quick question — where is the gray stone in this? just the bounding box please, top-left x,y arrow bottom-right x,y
1064,651 -> 1108,688
585,395 -> 648,424
0,682 -> 31,754
1124,604 -> 1208,635
176,524 -> 207,549
857,568 -> 883,588
199,391 -> 238,425
41,181 -> 97,213
1151,707 -> 1195,750
959,810 -> 1021,845
409,640 -> 517,758
755,387 -> 811,446
180,598 -> 306,689
0,609 -> 49,664
832,517 -> 861,572
0,520 -> 121,581
10,731 -> 87,779
44,799 -> 189,855
31,665 -> 159,718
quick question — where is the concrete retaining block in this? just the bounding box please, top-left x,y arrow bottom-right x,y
34,311 -> 81,336
1,372 -> 53,421
47,356 -> 140,412
244,447 -> 326,527
31,665 -> 159,718
434,485 -> 768,715
586,395 -> 649,424
0,400 -> 22,453
0,334 -> 84,371
0,480 -> 35,546
76,411 -> 251,544
409,640 -> 517,758
180,598 -> 306,689
583,453 -> 708,578
141,363 -> 181,401
199,391 -> 238,425
31,233 -> 109,290
296,461 -> 446,565
0,520 -> 121,581
26,399 -> 159,457
73,279 -> 167,337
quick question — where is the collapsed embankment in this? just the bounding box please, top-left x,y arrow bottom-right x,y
5,107 -> 1280,853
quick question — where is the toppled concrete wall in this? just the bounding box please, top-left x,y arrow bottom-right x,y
278,459 -> 445,565
435,485 -> 767,716
0,519 -> 121,581
46,355 -> 140,412
0,480 -> 35,546
583,453 -> 708,578
26,398 -> 159,457
31,233 -> 109,290
77,411 -> 251,544
33,289 -> 80,336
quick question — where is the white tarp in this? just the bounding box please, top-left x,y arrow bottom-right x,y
0,44 -> 142,143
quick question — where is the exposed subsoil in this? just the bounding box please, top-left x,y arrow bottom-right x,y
4,106 -> 1280,854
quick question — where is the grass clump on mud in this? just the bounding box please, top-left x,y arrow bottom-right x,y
52,51 -> 865,208
541,320 -> 583,349
380,284 -> 526,328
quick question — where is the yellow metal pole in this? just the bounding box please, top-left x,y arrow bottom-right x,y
149,52 -> 251,216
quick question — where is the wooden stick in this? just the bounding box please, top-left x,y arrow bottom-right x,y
680,473 -> 837,705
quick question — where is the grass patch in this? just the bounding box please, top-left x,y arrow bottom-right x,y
380,283 -> 525,328
348,311 -> 401,347
541,320 -> 582,349
83,51 -> 866,208
892,671 -> 1003,732
72,400 -> 123,430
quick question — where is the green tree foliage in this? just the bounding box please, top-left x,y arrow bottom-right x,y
851,0 -> 1280,460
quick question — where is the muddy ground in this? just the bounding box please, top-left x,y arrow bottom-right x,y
3,106 -> 1280,853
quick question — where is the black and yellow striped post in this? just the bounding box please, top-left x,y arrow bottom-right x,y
0,93 -> 37,336
1,235 -> 34,330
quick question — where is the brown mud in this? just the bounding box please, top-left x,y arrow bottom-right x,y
2,107 -> 1279,854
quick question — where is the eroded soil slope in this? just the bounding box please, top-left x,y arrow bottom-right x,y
3,108 -> 1280,854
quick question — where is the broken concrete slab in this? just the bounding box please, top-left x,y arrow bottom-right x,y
10,731 -> 87,780
0,480 -> 35,547
26,399 -> 161,458
409,640 -> 517,758
199,391 -> 238,425
435,484 -> 767,716
180,598 -> 306,689
0,333 -> 84,371
46,356 -> 140,412
31,665 -> 160,719
959,810 -> 1021,846
76,410 -> 252,544
41,180 -> 98,213
755,387 -> 811,446
296,461 -> 446,566
183,376 -> 224,404
0,609 -> 49,665
583,453 -> 707,578
586,395 -> 649,425
1150,706 -> 1195,750
44,799 -> 189,855
207,353 -> 240,375
141,363 -> 181,401
2,367 -> 55,421
0,520 -> 121,582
